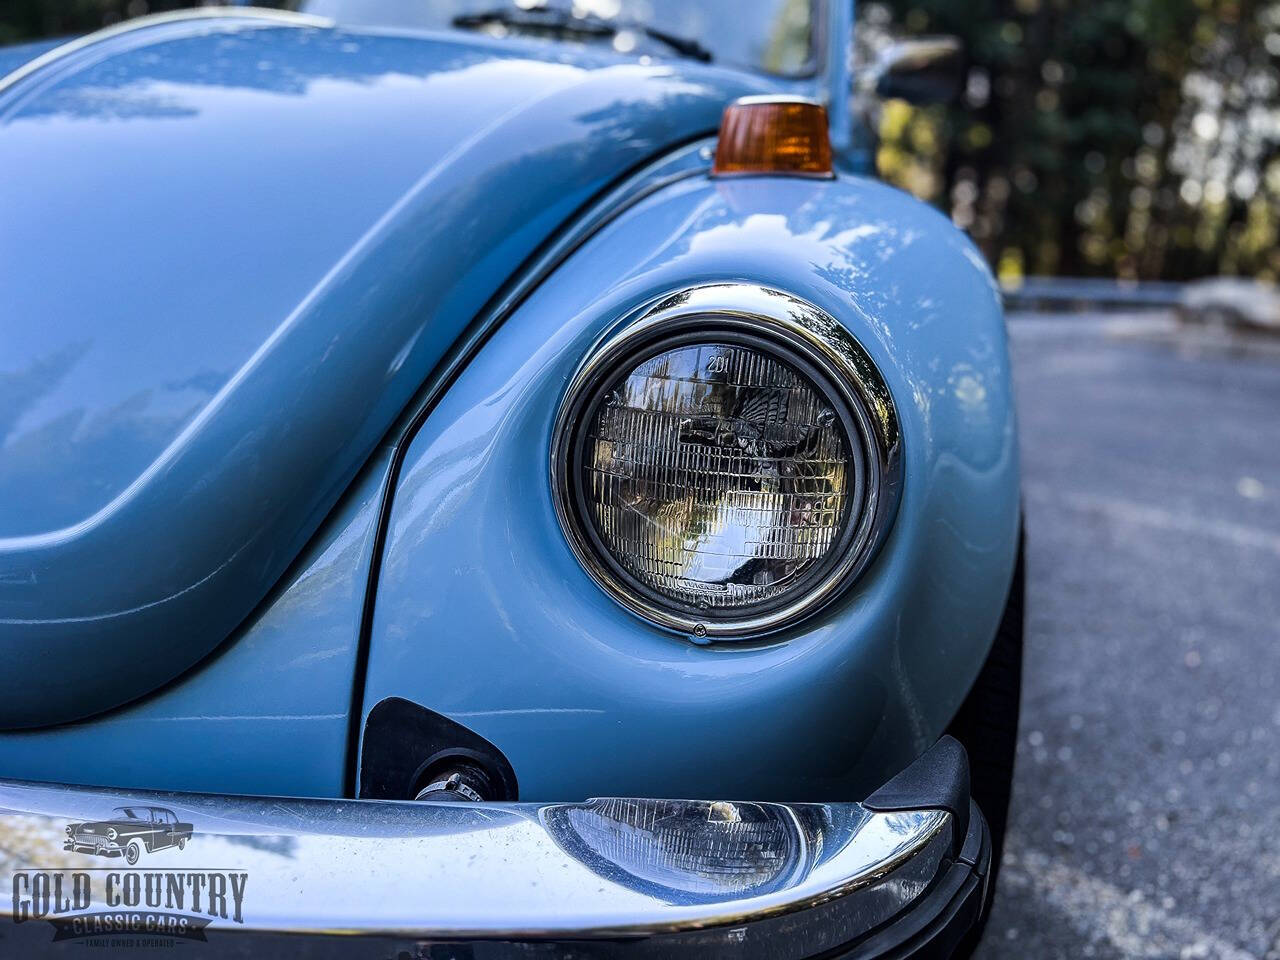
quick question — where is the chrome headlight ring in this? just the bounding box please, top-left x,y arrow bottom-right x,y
551,283 -> 902,640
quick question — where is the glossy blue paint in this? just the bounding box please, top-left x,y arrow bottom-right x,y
362,172 -> 1020,802
0,38 -> 66,79
0,5 -> 1016,810
0,11 -> 772,727
0,444 -> 389,797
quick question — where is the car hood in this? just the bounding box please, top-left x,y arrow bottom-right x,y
0,11 -> 763,726
73,819 -> 144,833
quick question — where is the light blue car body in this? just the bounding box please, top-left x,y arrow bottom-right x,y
0,6 -> 1018,801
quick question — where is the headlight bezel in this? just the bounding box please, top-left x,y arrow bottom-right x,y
550,283 -> 902,640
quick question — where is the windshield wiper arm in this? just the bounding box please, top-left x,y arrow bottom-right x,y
452,7 -> 713,63
637,22 -> 714,63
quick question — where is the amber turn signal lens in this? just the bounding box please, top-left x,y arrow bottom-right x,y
712,96 -> 833,178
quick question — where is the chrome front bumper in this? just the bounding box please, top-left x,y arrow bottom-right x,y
0,738 -> 989,957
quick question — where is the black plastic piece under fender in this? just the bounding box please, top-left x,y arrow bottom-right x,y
359,696 -> 518,800
863,736 -> 971,857
839,803 -> 990,960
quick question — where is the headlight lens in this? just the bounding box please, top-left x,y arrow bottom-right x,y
553,285 -> 901,639
582,341 -> 852,612
541,798 -> 815,900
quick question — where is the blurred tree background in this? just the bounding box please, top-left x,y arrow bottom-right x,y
862,0 -> 1280,282
0,0 -> 194,45
3,0 -> 1277,282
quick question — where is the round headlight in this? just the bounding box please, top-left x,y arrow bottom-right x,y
552,284 -> 900,639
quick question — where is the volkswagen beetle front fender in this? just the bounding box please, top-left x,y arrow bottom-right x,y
359,166 -> 1020,802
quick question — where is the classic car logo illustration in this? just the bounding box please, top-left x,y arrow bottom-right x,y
63,805 -> 192,865
10,807 -> 248,944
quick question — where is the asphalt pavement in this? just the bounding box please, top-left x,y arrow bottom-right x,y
974,313 -> 1280,959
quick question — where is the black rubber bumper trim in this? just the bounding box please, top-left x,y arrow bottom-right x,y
838,801 -> 991,959
820,737 -> 992,959
863,735 -> 971,857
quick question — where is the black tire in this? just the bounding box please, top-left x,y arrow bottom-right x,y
946,527 -> 1024,953
124,839 -> 143,866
